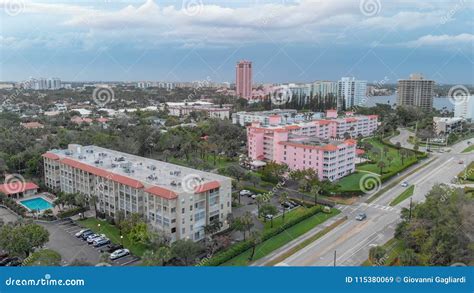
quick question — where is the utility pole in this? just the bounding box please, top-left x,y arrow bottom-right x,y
333,250 -> 337,267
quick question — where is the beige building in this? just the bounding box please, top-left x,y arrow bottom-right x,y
42,144 -> 232,243
433,117 -> 463,135
397,74 -> 434,111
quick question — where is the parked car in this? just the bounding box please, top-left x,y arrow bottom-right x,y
401,181 -> 409,187
355,213 -> 367,221
289,200 -> 299,207
0,257 -> 15,266
239,190 -> 252,197
251,194 -> 257,199
322,206 -> 331,214
110,249 -> 130,260
5,257 -> 22,267
93,238 -> 111,247
100,244 -> 123,253
81,231 -> 95,240
458,160 -> 464,164
265,214 -> 274,220
87,234 -> 105,244
75,229 -> 91,238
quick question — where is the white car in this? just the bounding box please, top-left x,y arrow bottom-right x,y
75,229 -> 90,238
239,190 -> 252,196
110,249 -> 130,260
401,181 -> 409,187
87,234 -> 105,244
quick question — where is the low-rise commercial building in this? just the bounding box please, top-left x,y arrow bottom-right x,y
433,117 -> 463,135
42,145 -> 232,243
166,102 -> 230,120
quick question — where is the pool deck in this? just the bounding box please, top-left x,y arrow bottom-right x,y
16,193 -> 59,215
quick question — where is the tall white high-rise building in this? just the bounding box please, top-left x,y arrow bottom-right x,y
337,77 -> 367,109
454,96 -> 474,120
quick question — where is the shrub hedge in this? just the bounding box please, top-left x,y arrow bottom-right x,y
201,206 -> 322,266
57,207 -> 86,219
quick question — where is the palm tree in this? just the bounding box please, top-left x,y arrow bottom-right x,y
89,195 -> 98,219
377,161 -> 386,175
310,185 -> 321,205
278,192 -> 289,223
248,230 -> 262,261
255,195 -> 264,216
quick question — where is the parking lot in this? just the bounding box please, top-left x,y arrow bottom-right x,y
39,218 -> 140,266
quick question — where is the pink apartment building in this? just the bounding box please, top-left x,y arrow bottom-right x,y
236,60 -> 252,99
246,111 -> 378,181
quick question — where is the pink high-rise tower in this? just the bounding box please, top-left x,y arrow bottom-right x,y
236,60 -> 252,99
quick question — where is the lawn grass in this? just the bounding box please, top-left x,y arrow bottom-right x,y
78,218 -> 148,257
389,185 -> 415,206
462,145 -> 474,153
336,138 -> 420,193
221,208 -> 340,266
357,138 -> 418,176
335,171 -> 366,192
458,162 -> 474,182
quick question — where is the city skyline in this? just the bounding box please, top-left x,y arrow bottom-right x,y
0,0 -> 473,84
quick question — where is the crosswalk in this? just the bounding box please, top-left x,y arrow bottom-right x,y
337,202 -> 400,214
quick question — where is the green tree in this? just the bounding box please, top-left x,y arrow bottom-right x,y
259,204 -> 278,228
278,192 -> 289,223
399,249 -> 419,266
171,239 -> 202,266
142,246 -> 172,266
0,222 -> 49,257
248,230 -> 262,261
368,246 -> 386,265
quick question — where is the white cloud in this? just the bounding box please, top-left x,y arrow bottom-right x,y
404,33 -> 474,47
1,0 -> 473,50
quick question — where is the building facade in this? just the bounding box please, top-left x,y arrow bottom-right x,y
246,111 -> 378,181
42,145 -> 232,243
337,77 -> 367,109
433,117 -> 463,135
236,60 -> 253,99
454,96 -> 474,120
397,74 -> 434,111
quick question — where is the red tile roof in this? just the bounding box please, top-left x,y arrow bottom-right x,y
144,186 -> 178,200
285,125 -> 301,130
345,118 -> 357,123
345,139 -> 357,146
42,153 -> 60,160
0,182 -> 39,195
60,158 -> 144,189
195,181 -> 220,193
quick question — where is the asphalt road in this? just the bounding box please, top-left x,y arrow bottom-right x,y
275,138 -> 473,266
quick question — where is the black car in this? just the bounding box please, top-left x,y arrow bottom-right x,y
100,244 -> 123,253
5,257 -> 22,267
0,257 -> 15,266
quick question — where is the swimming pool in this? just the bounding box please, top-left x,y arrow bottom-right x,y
20,197 -> 53,211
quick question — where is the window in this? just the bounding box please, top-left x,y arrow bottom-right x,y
171,227 -> 176,233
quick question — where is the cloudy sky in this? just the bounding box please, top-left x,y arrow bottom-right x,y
0,0 -> 473,84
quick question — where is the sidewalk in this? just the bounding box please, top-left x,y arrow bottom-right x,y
251,213 -> 347,266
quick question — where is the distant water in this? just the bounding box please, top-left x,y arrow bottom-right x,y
364,94 -> 454,111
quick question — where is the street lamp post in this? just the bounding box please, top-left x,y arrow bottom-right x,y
120,235 -> 124,246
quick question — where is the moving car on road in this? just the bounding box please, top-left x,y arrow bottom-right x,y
355,213 -> 367,221
401,181 -> 409,187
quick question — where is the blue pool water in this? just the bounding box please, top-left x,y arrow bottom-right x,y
20,197 -> 53,211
